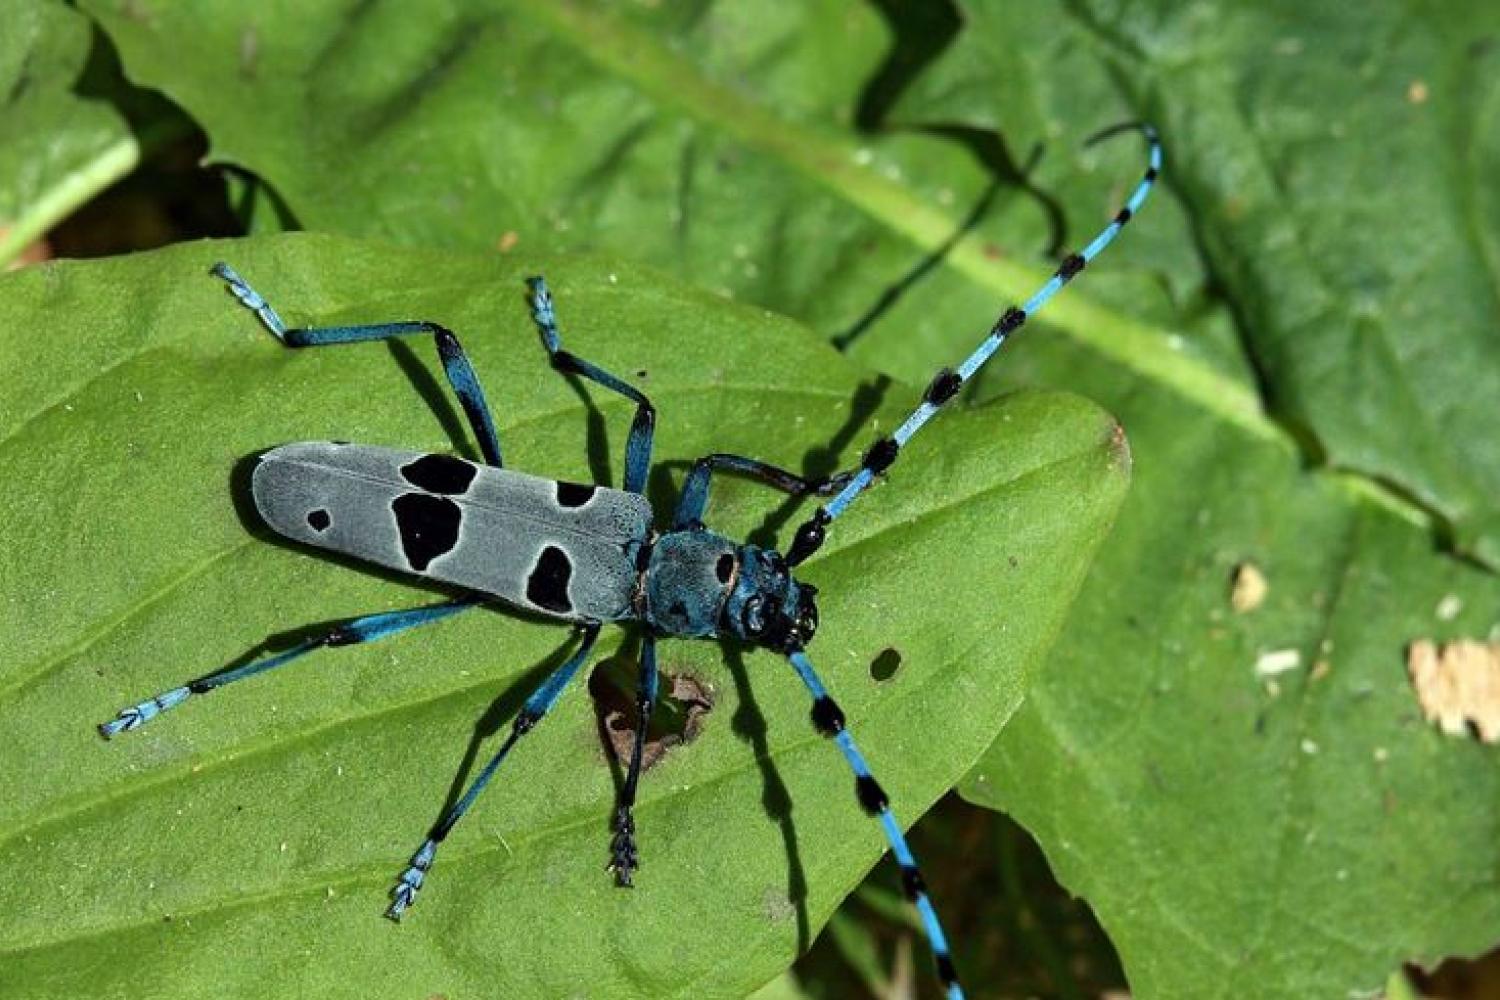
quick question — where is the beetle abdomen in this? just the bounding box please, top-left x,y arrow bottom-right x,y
253,442 -> 651,622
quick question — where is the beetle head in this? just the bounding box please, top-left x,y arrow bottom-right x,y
722,545 -> 819,651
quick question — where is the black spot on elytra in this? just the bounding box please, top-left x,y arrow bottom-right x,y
526,545 -> 573,613
306,509 -> 331,532
555,481 -> 597,508
400,453 -> 477,495
391,492 -> 462,572
715,553 -> 735,585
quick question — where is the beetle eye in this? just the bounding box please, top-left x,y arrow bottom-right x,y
743,596 -> 764,635
797,602 -> 818,640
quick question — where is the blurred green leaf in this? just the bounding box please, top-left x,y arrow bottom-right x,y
75,0 -> 1254,437
873,4 -> 1500,995
893,0 -> 1500,566
0,234 -> 1125,998
0,0 -> 136,266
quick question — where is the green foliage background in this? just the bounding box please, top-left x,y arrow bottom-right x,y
2,1 -> 1497,998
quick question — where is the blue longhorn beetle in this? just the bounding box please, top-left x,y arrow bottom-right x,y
99,124 -> 1160,999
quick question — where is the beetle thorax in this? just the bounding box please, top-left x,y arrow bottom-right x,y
641,530 -> 739,638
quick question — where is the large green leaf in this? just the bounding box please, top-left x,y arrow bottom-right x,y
881,6 -> 1500,994
74,0 -> 1500,561
961,363 -> 1500,998
0,0 -> 136,266
0,234 -> 1126,998
67,2 -> 1500,995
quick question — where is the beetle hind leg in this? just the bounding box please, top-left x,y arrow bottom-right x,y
386,624 -> 602,919
97,597 -> 481,738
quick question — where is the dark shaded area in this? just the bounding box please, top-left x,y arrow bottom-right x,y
787,794 -> 1126,1000
588,650 -> 714,776
1408,947 -> 1500,1000
927,124 -> 1068,261
226,167 -> 304,233
831,178 -> 1000,352
853,0 -> 962,132
48,24 -> 243,259
387,340 -> 483,463
830,130 -> 1067,353
722,641 -> 812,953
833,2 -> 1074,355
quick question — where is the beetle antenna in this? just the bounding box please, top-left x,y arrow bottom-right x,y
787,122 -> 1161,567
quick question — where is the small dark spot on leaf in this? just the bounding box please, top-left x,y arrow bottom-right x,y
870,647 -> 902,682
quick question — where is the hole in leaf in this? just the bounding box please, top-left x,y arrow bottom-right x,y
588,655 -> 714,773
870,647 -> 902,682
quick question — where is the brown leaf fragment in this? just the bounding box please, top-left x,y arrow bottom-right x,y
1406,639 -> 1500,743
1230,562 -> 1268,613
597,669 -> 715,773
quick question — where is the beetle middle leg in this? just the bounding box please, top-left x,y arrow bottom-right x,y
211,263 -> 505,467
607,631 -> 659,886
527,276 -> 656,494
